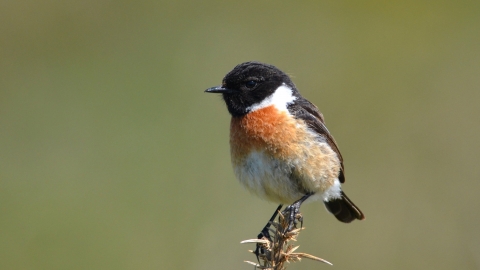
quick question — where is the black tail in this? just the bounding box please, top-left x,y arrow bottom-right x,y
324,191 -> 365,223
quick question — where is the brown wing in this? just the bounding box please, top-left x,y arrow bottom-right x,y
288,98 -> 346,183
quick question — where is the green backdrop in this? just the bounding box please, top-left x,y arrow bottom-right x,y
1,1 -> 479,269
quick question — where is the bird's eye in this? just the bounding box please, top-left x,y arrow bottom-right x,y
245,80 -> 257,89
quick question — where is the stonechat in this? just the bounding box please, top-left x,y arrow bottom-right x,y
205,61 -> 364,226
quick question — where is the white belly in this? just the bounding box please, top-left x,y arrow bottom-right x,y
233,149 -> 342,204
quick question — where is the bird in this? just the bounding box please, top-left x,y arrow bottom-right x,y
205,61 -> 364,232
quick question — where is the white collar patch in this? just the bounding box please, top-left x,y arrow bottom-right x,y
246,84 -> 297,113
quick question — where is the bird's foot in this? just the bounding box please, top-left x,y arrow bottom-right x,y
280,192 -> 312,234
281,203 -> 302,234
253,226 -> 272,262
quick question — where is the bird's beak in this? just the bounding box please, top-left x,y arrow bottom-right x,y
204,86 -> 236,94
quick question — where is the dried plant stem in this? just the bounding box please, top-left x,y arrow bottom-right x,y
241,209 -> 332,269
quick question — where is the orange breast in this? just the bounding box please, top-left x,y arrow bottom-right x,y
229,105 -> 342,198
230,105 -> 304,164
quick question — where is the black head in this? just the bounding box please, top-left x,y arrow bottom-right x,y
205,61 -> 297,117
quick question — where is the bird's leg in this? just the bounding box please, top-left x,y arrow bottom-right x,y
258,204 -> 283,240
254,204 -> 283,259
282,193 -> 313,233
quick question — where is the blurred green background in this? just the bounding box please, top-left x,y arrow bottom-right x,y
1,1 -> 479,269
